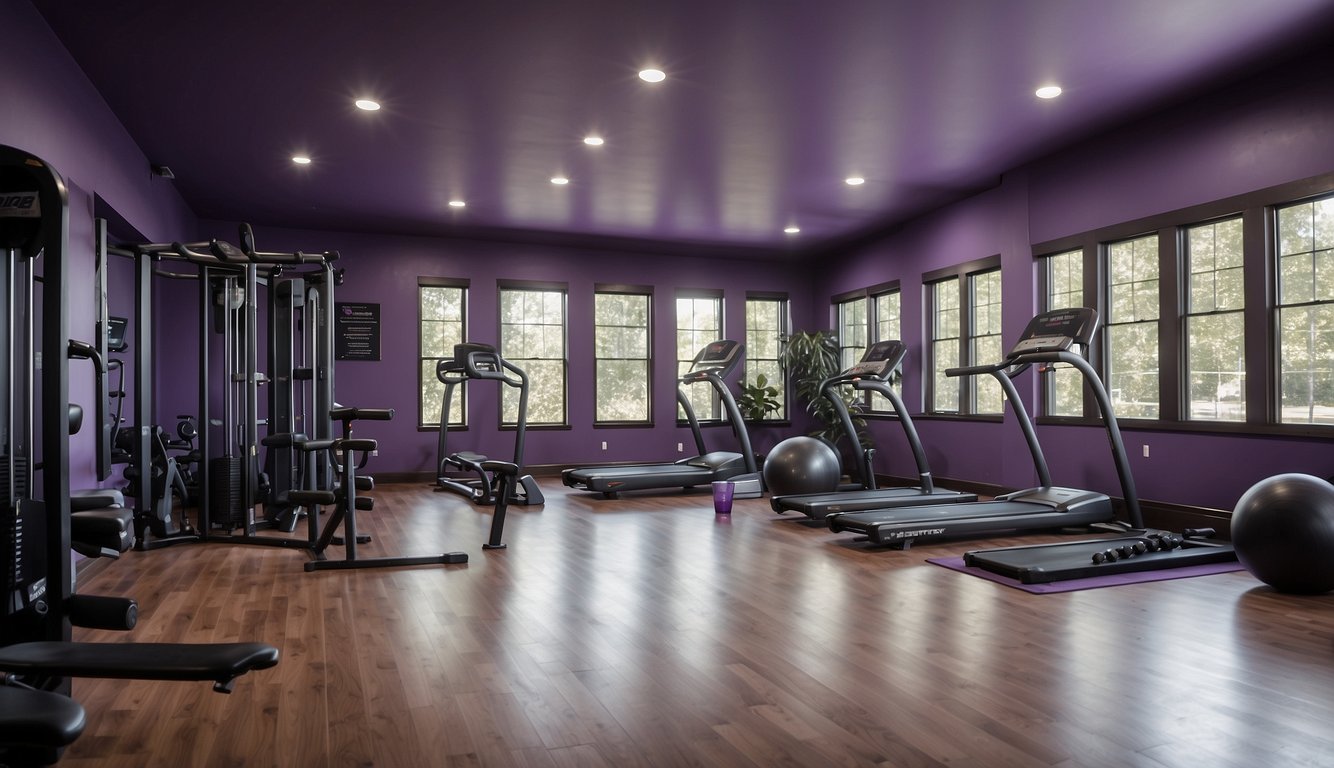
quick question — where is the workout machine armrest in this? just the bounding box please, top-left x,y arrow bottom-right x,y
479,460 -> 518,477
329,406 -> 394,423
335,438 -> 377,453
0,642 -> 280,694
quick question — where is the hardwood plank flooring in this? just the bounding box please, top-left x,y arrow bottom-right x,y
61,480 -> 1334,767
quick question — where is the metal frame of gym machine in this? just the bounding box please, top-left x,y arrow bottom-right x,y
100,226 -> 200,550
769,339 -> 978,519
435,342 -> 544,506
110,228 -> 339,548
826,308 -> 1121,548
0,144 -> 277,766
561,339 -> 763,498
263,260 -> 338,526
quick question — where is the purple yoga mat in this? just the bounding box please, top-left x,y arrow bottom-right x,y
927,556 -> 1248,594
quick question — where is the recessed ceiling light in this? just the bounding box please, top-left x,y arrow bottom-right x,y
784,226 -> 801,235
583,136 -> 605,146
551,176 -> 570,185
1035,85 -> 1063,99
291,155 -> 312,165
845,176 -> 866,186
448,200 -> 466,208
354,99 -> 381,111
638,68 -> 666,83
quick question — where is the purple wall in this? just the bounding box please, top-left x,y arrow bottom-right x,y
164,223 -> 817,475
818,50 -> 1334,512
2,0 -> 198,490
8,0 -> 1333,513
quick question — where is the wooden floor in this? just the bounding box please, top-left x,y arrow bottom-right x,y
62,480 -> 1334,767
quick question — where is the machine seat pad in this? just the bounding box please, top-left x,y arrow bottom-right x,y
70,488 -> 124,511
0,685 -> 86,748
70,508 -> 133,553
0,642 -> 280,685
288,490 -> 337,507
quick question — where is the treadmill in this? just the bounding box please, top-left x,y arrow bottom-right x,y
826,308 -> 1122,548
562,340 -> 762,498
434,342 -> 544,506
771,340 -> 977,519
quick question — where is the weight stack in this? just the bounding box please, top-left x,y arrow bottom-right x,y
209,455 -> 244,530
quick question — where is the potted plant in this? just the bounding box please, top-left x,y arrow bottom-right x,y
780,330 -> 872,450
736,373 -> 782,421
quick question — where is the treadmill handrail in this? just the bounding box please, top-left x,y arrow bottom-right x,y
693,368 -> 758,475
851,378 -> 936,492
945,358 -> 1053,488
947,329 -> 1141,527
1018,349 -> 1142,527
819,376 -> 874,489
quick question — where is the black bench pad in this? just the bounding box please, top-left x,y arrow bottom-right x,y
0,642 -> 279,689
70,488 -> 124,511
70,508 -> 133,554
0,685 -> 86,748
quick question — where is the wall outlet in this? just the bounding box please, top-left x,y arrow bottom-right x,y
600,441 -> 607,450
1142,444 -> 1149,458
677,442 -> 684,452
372,449 -> 379,456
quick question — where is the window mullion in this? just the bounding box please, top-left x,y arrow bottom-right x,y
1244,205 -> 1273,426
1160,226 -> 1182,423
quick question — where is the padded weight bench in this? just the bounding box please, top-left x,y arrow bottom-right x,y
0,641 -> 280,694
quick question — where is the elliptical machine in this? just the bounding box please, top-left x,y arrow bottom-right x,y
435,343 -> 544,506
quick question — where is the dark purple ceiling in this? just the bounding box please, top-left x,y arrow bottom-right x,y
32,0 -> 1334,256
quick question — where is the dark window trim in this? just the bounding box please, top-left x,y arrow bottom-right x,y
743,294 -> 791,421
593,287 -> 654,426
418,280 -> 469,429
676,287 -> 725,299
923,255 -> 1002,417
418,276 -> 471,289
595,282 -> 655,296
674,289 -> 726,422
498,282 -> 570,427
1032,169 -> 1334,436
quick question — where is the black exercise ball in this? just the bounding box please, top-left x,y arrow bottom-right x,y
1231,473 -> 1334,594
763,437 -> 841,496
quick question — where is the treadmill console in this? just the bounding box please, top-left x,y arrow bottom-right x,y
1007,308 -> 1099,359
845,340 -> 906,380
688,339 -> 743,375
106,315 -> 129,353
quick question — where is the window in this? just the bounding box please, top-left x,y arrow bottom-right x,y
1041,249 -> 1085,417
1276,196 -> 1334,425
1031,171 -> 1334,436
836,296 -> 868,371
870,286 -> 902,412
1185,217 -> 1246,421
1105,234 -> 1160,419
594,286 -> 651,423
676,291 -> 723,420
418,278 -> 467,428
744,294 -> 788,420
928,277 -> 961,413
874,289 -> 901,346
499,282 -> 567,425
970,269 -> 1004,414
925,257 -> 1002,415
